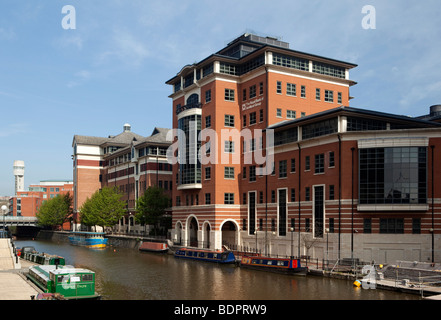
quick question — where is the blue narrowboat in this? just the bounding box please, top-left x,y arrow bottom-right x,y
174,248 -> 236,264
68,232 -> 108,249
240,256 -> 308,276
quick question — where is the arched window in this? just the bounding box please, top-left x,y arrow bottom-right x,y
186,93 -> 199,107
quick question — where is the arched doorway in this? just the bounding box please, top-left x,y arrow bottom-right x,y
203,222 -> 211,249
175,222 -> 183,245
188,216 -> 199,247
221,220 -> 239,249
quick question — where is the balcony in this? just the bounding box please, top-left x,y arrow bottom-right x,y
176,103 -> 202,115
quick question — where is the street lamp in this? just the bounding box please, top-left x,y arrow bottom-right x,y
290,227 -> 294,259
1,205 -> 7,233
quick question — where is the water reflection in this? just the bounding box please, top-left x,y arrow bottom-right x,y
16,240 -> 419,300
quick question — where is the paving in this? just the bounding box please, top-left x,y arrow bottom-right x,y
0,239 -> 39,300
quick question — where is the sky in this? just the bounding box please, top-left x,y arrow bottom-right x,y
1,0 -> 441,196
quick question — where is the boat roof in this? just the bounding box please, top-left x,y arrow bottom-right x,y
71,231 -> 105,235
31,265 -> 95,276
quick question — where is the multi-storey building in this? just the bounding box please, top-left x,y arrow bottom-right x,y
10,180 -> 73,225
166,33 -> 441,263
72,124 -> 172,233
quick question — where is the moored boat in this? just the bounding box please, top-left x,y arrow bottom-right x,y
20,248 -> 65,266
139,241 -> 169,253
240,256 -> 308,276
68,231 -> 108,249
174,248 -> 236,264
26,264 -> 100,300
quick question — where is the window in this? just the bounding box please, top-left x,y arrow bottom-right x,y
359,147 -> 427,205
259,82 -> 264,95
276,108 -> 282,117
287,110 -> 296,119
380,218 -> 404,234
224,193 -> 234,204
242,167 -> 246,179
250,138 -> 255,152
243,115 -> 247,127
271,190 -> 275,203
205,115 -> 211,128
290,188 -> 295,202
243,88 -> 247,101
176,196 -> 181,206
225,89 -> 235,101
272,53 -> 309,71
224,141 -> 235,153
329,151 -> 335,167
412,218 -> 421,234
205,89 -> 212,103
205,193 -> 211,205
259,109 -> 264,122
329,218 -> 335,233
243,193 -> 247,204
305,218 -> 310,232
279,160 -> 287,178
305,187 -> 310,201
316,88 -> 321,100
315,153 -> 325,174
259,191 -> 263,203
363,218 -> 372,234
249,165 -> 256,182
305,156 -> 310,171
249,85 -> 256,98
287,83 -> 296,96
301,85 -> 306,98
205,167 -> 211,180
290,158 -> 296,172
249,112 -> 256,125
329,185 -> 335,200
312,61 -> 345,79
338,92 -> 342,104
224,167 -> 235,179
302,118 -> 338,140
224,114 -> 235,127
276,81 -> 282,94
324,90 -> 334,102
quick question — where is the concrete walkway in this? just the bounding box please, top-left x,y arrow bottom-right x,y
0,239 -> 39,300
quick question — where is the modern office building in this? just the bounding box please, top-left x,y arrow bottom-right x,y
72,125 -> 172,232
11,180 -> 73,217
166,33 -> 441,263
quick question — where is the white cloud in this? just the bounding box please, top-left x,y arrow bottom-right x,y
0,123 -> 29,138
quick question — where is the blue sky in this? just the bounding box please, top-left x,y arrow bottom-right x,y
1,0 -> 441,196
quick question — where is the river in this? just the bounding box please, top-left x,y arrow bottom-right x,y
15,239 -> 419,301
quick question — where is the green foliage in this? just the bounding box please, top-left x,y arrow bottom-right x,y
36,193 -> 73,228
80,187 -> 127,230
135,186 -> 171,234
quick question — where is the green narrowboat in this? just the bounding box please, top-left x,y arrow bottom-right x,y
21,251 -> 65,266
27,265 -> 100,300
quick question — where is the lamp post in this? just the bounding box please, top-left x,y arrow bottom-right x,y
255,227 -> 259,254
1,205 -> 7,234
290,227 -> 294,259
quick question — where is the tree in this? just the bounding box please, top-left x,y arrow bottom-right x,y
80,187 -> 127,232
136,186 -> 171,235
36,193 -> 73,229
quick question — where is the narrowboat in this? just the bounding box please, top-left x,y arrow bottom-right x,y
139,241 -> 169,253
20,249 -> 65,266
26,264 -> 100,300
240,256 -> 308,276
174,248 -> 236,264
68,231 -> 108,249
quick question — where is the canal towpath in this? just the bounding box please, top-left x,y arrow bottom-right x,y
0,238 -> 39,300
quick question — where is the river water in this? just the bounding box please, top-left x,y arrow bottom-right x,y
15,239 -> 419,301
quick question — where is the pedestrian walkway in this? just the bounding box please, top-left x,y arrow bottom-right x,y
0,239 -> 14,270
0,238 -> 39,300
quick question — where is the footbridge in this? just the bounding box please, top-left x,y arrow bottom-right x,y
0,216 -> 38,227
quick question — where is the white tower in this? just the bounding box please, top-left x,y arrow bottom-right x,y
13,160 -> 25,195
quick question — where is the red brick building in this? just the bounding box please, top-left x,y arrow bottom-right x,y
72,125 -> 172,233
166,33 -> 441,264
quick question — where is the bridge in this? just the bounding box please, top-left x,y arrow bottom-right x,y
0,216 -> 38,227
